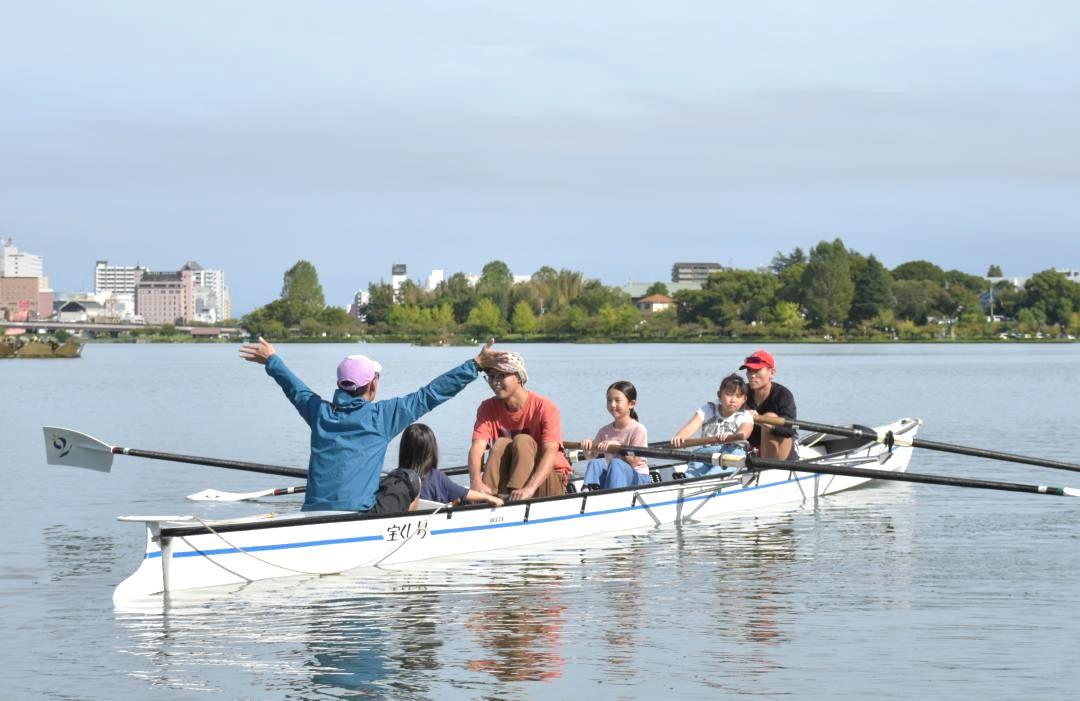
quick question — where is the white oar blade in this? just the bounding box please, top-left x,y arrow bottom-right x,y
186,488 -> 272,502
43,426 -> 114,472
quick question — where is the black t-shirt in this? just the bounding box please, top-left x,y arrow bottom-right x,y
747,382 -> 797,447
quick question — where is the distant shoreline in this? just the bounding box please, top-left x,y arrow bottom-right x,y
79,335 -> 1077,345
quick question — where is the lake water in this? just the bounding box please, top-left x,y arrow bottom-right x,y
2,342 -> 1079,699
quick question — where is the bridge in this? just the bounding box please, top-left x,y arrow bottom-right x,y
1,320 -> 244,336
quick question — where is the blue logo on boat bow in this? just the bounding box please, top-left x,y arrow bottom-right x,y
52,436 -> 71,458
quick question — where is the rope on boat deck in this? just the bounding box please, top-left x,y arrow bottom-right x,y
193,516 -> 341,577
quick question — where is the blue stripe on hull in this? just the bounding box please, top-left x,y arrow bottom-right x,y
145,472 -> 827,560
145,533 -> 383,559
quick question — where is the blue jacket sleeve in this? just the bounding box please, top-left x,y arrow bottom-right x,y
377,359 -> 479,437
264,354 -> 324,428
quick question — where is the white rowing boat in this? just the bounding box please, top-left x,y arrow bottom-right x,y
110,417 -> 921,601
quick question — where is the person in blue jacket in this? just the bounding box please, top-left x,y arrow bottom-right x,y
239,336 -> 506,512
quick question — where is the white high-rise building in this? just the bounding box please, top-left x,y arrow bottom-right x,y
351,289 -> 371,320
426,268 -> 445,292
184,262 -> 232,323
94,260 -> 147,296
1,238 -> 44,278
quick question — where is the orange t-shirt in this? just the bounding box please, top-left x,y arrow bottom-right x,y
472,392 -> 572,475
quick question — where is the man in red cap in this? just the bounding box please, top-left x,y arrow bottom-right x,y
740,349 -> 798,460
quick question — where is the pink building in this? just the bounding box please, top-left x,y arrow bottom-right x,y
135,269 -> 194,324
0,277 -> 41,320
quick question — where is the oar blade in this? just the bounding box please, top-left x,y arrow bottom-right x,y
43,426 -> 114,472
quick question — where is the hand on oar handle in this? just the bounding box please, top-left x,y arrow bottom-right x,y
240,337 -> 276,365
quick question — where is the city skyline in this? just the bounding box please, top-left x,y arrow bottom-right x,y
3,2 -> 1079,315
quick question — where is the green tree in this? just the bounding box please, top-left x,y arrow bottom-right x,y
645,281 -> 669,296
770,247 -> 807,273
466,298 -> 506,337
850,255 -> 894,323
1023,269 -> 1080,327
572,280 -> 631,315
430,304 -> 456,335
987,264 -> 1003,277
892,260 -> 946,285
365,283 -> 395,326
802,238 -> 855,327
432,272 -> 477,322
319,307 -> 359,337
397,279 -> 430,307
476,260 -> 514,317
260,319 -> 286,339
775,262 -> 807,306
944,270 -> 988,295
281,260 -> 325,324
893,279 -> 939,325
511,300 -> 539,336
299,318 -> 322,337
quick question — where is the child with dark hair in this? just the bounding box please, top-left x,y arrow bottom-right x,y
404,424 -> 504,508
579,381 -> 652,490
670,373 -> 754,477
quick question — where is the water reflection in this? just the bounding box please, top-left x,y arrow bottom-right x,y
464,562 -> 567,682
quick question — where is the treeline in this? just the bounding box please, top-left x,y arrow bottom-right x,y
242,261 -> 359,339
365,262 -> 644,339
242,241 -> 1080,342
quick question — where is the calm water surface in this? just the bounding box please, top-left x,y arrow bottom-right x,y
2,343 -> 1079,699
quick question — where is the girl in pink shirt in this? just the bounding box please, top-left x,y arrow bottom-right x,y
580,381 -> 652,490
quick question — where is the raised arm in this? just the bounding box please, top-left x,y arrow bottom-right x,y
240,337 -> 323,427
379,340 -> 508,436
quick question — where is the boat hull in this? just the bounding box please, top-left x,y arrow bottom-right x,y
114,418 -> 920,601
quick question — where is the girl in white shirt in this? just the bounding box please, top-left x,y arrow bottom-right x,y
670,374 -> 753,477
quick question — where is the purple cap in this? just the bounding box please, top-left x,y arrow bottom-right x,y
337,354 -> 382,391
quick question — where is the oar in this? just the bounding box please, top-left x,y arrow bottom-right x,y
43,426 -> 309,479
754,415 -> 1080,474
182,433 -> 714,503
562,442 -> 1080,498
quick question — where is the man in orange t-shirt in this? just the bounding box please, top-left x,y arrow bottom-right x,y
468,351 -> 569,501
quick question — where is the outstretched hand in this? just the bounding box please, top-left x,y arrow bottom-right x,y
239,336 -> 276,365
475,338 -> 508,370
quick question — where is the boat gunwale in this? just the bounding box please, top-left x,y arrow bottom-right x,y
158,418 -> 919,540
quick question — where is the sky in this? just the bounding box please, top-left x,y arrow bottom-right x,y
2,1 -> 1079,314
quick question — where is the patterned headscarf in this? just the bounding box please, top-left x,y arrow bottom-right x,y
492,351 -> 528,385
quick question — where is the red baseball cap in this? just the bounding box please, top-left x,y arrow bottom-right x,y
740,349 -> 776,371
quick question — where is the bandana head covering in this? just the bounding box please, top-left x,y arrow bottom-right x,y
492,351 -> 528,385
